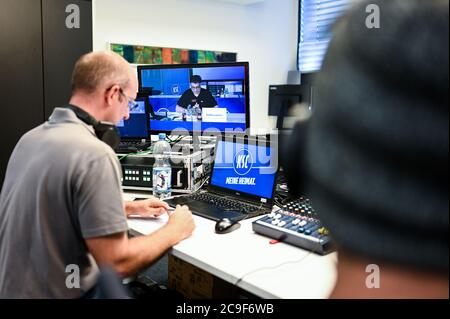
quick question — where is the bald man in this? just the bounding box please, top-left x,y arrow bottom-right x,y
0,51 -> 195,298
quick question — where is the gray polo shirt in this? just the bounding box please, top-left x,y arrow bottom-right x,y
0,107 -> 128,298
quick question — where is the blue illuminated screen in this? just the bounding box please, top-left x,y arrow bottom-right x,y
140,64 -> 248,133
116,98 -> 148,138
210,140 -> 277,199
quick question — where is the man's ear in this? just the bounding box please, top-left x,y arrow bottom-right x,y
105,84 -> 120,106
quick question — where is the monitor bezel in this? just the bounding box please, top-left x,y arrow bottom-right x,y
137,62 -> 250,137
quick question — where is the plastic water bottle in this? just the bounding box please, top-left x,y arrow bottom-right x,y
152,133 -> 172,199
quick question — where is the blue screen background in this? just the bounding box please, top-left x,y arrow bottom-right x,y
149,121 -> 247,132
141,66 -> 245,92
117,99 -> 148,138
210,141 -> 276,199
141,65 -> 248,133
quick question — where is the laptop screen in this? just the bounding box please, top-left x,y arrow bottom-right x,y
210,139 -> 277,199
116,97 -> 148,139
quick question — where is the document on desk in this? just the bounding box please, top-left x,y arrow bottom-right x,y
124,193 -> 183,234
123,194 -> 137,202
129,213 -> 168,223
128,207 -> 175,220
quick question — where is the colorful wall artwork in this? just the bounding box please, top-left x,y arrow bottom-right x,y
110,43 -> 237,65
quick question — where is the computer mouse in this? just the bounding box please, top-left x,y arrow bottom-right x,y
215,218 -> 241,234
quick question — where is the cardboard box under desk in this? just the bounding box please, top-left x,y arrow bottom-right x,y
168,255 -> 257,299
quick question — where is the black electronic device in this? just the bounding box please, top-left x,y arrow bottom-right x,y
116,93 -> 150,139
268,84 -> 313,130
137,62 -> 250,136
118,148 -> 212,194
268,73 -> 315,130
268,85 -> 306,116
119,156 -> 188,190
115,93 -> 152,153
252,197 -> 334,255
165,136 -> 278,221
215,218 -> 241,234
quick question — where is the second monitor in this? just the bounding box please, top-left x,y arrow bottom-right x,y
116,96 -> 148,139
138,62 -> 250,135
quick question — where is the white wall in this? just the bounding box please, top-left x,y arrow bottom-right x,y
93,0 -> 299,132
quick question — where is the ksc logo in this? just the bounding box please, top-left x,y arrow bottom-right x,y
233,149 -> 253,176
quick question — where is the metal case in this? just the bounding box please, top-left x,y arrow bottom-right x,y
118,145 -> 214,194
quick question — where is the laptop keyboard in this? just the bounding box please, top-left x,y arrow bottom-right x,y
186,192 -> 261,214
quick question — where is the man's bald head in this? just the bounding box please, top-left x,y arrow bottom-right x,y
71,51 -> 133,95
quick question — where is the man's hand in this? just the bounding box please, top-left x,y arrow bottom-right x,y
87,203 -> 195,277
125,198 -> 170,218
165,205 -> 195,244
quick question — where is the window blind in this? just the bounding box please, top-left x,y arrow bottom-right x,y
298,0 -> 350,72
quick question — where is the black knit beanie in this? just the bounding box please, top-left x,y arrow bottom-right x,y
305,0 -> 449,271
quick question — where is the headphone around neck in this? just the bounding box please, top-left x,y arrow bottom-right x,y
66,104 -> 120,150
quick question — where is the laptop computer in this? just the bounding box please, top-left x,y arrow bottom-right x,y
165,136 -> 278,221
115,94 -> 151,153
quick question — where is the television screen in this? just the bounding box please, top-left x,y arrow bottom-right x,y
138,62 -> 250,135
116,97 -> 148,139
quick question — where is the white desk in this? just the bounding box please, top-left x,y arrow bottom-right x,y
125,192 -> 338,299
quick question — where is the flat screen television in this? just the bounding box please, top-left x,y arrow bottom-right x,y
137,62 -> 250,136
